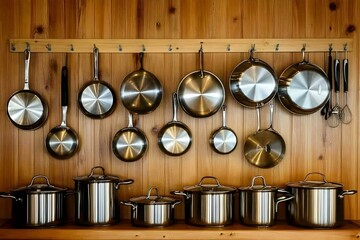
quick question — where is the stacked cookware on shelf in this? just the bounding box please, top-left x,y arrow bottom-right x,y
0,168 -> 357,228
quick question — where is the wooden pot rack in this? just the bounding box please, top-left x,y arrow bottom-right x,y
9,38 -> 352,53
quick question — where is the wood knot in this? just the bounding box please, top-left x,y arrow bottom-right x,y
346,24 -> 356,34
151,126 -> 159,134
329,2 -> 337,11
169,6 -> 176,14
35,25 -> 44,34
156,22 -> 161,30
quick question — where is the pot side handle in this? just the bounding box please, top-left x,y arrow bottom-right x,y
275,189 -> 294,212
171,199 -> 182,208
170,190 -> 190,199
339,190 -> 357,199
119,201 -> 137,210
115,179 -> 134,189
0,192 -> 22,202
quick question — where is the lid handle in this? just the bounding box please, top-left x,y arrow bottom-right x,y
146,186 -> 160,199
198,176 -> 221,187
27,175 -> 53,188
88,166 -> 106,178
303,172 -> 327,183
250,175 -> 267,188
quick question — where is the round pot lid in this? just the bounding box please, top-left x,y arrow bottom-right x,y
73,166 -> 119,183
183,176 -> 236,194
238,175 -> 277,192
13,175 -> 66,193
286,172 -> 343,189
129,187 -> 178,205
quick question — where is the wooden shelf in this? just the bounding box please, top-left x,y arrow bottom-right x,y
8,38 -> 353,53
0,220 -> 359,240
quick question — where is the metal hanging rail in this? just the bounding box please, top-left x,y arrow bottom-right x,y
9,38 -> 352,53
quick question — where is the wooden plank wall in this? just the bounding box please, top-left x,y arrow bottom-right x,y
0,0 -> 359,221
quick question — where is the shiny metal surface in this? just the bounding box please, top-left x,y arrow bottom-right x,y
278,59 -> 330,114
210,105 -> 237,154
7,49 -> 48,129
229,53 -> 277,108
75,181 -> 118,225
120,52 -> 163,114
177,49 -> 225,118
158,93 -> 192,156
78,47 -> 116,118
112,112 -> 148,162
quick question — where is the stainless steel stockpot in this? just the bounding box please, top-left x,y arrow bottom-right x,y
238,176 -> 294,227
285,172 -> 357,228
73,166 -> 134,225
120,187 -> 181,227
0,175 -> 68,228
171,176 -> 237,227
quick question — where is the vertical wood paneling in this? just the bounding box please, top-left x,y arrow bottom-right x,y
0,0 -> 358,221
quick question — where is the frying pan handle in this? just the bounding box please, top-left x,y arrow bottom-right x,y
256,107 -> 261,132
199,46 -> 204,78
172,92 -> 178,122
61,65 -> 68,107
127,111 -> 134,128
343,58 -> 348,92
139,52 -> 145,70
327,49 -> 333,90
269,101 -> 274,129
334,53 -> 340,92
24,49 -> 30,90
221,105 -> 227,127
93,47 -> 99,80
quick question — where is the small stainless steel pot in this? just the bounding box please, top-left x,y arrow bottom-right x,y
238,176 -> 294,227
0,175 -> 68,228
285,172 -> 357,228
120,187 -> 181,227
73,166 -> 134,226
171,176 -> 236,227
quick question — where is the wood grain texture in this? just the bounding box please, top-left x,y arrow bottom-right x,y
0,0 -> 359,222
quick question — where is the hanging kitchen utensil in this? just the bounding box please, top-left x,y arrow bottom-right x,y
209,105 -> 237,154
340,48 -> 352,124
229,46 -> 278,108
78,47 -> 116,118
112,111 -> 148,162
321,46 -> 333,120
244,101 -> 286,168
46,57 -> 79,159
177,45 -> 225,118
158,93 -> 192,156
278,47 -> 330,114
7,49 -> 48,130
120,52 -> 163,114
327,52 -> 341,128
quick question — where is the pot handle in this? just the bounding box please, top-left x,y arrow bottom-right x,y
172,199 -> 182,208
115,179 -> 134,189
146,187 -> 160,199
88,166 -> 106,178
0,192 -> 22,202
338,190 -> 357,199
303,172 -> 327,183
170,190 -> 190,199
198,176 -> 221,187
119,200 -> 137,210
250,175 -> 267,189
27,175 -> 53,188
275,189 -> 294,212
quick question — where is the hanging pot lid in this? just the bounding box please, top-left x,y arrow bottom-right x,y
12,175 -> 67,193
183,176 -> 236,194
73,166 -> 119,183
238,175 -> 277,192
286,172 -> 343,189
129,187 -> 179,205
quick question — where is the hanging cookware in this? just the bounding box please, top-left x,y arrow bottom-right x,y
321,47 -> 333,119
229,47 -> 278,108
209,105 -> 237,154
340,49 -> 352,124
78,47 -> 116,118
158,93 -> 192,156
327,52 -> 341,128
112,112 -> 148,162
244,101 -> 286,168
238,175 -> 294,227
0,175 -> 69,228
45,59 -> 79,159
73,166 -> 134,226
120,187 -> 181,227
278,48 -> 330,114
7,49 -> 48,130
285,172 -> 357,228
171,176 -> 237,227
120,52 -> 163,114
177,47 -> 225,118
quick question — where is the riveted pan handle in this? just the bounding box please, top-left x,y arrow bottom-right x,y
170,190 -> 190,199
338,190 -> 357,199
120,200 -> 137,210
276,189 -> 294,212
24,49 -> 30,90
93,47 -> 99,80
0,192 -> 22,202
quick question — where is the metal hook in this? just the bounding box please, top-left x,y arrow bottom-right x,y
142,44 -> 146,52
26,42 -> 30,50
227,44 -> 231,52
70,44 -> 74,52
46,43 -> 52,51
118,44 -> 122,52
329,43 -> 333,52
11,43 -> 16,51
301,44 -> 306,61
343,43 -> 348,58
168,44 -> 172,52
249,44 -> 256,58
275,43 -> 280,51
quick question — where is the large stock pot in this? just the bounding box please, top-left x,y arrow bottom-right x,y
285,172 -> 357,228
73,166 -> 134,225
171,176 -> 236,227
0,175 -> 68,228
